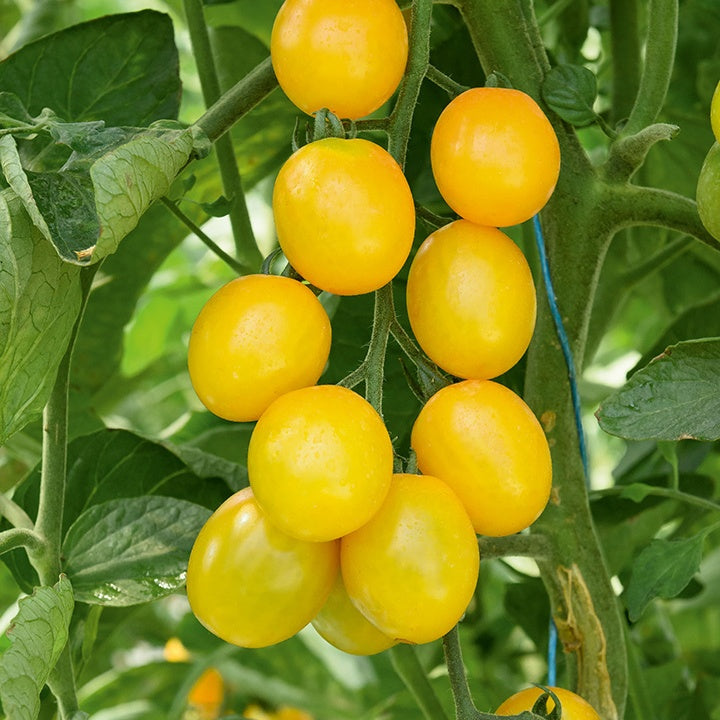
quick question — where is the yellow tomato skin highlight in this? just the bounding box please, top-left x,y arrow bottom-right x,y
272,137 -> 416,295
411,380 -> 552,537
312,574 -> 397,655
271,0 -> 408,119
248,385 -> 394,542
496,686 -> 602,720
186,488 -> 339,648
406,220 -> 537,380
430,87 -> 560,227
187,274 -> 331,422
341,473 -> 479,645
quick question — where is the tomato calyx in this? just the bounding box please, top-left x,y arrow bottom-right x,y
292,107 -> 346,151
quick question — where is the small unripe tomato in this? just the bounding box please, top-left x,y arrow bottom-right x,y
186,488 -> 339,648
248,385 -> 394,542
312,574 -> 397,655
270,0 -> 408,119
341,473 -> 479,645
696,142 -> 720,241
406,220 -> 537,380
411,380 -> 552,537
272,137 -> 415,295
711,80 -> 720,143
430,87 -> 560,227
496,686 -> 601,720
187,274 -> 331,422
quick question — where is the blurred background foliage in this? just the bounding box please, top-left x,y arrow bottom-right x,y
1,0 -> 720,718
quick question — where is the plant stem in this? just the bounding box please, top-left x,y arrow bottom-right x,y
195,57 -> 278,143
609,0 -> 641,124
183,0 -> 261,269
364,285 -> 395,414
0,527 -> 44,556
160,197 -> 250,275
622,0 -> 678,136
0,492 -> 34,530
425,64 -> 469,97
478,533 -> 551,561
389,645 -> 450,720
443,625 -> 478,719
591,484 -> 720,513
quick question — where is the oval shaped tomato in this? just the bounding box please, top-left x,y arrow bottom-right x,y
187,274 -> 331,422
496,686 -> 601,720
312,574 -> 397,655
248,385 -> 394,542
271,0 -> 408,119
697,142 -> 720,241
406,220 -> 536,380
272,137 -> 415,295
711,80 -> 720,143
431,87 -> 560,227
186,488 -> 339,648
411,380 -> 552,537
341,473 -> 479,645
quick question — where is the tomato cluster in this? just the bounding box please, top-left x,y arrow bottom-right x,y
185,0 -> 557,666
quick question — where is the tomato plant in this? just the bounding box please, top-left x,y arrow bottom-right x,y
495,686 -> 601,720
406,219 -> 537,379
187,274 -> 331,421
270,0 -> 408,119
272,136 -> 415,295
411,380 -> 552,537
430,87 -> 561,227
186,488 -> 339,648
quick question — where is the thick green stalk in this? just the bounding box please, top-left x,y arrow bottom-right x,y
609,0 -> 641,123
183,0 -> 261,269
443,625 -> 478,719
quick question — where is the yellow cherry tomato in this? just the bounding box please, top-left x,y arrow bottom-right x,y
312,573 -> 397,655
341,473 -> 479,645
496,686 -> 601,720
187,274 -> 331,422
272,137 -> 416,295
711,80 -> 720,143
248,385 -> 393,542
187,667 -> 224,720
186,488 -> 339,648
406,219 -> 537,380
697,142 -> 720,241
411,380 -> 552,537
430,87 -> 560,227
271,0 -> 408,119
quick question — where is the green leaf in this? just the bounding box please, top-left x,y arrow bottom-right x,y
0,92 -> 33,127
597,338 -> 720,441
625,533 -> 706,621
0,11 -> 181,126
0,189 -> 82,445
63,496 -> 211,606
0,576 -> 74,720
541,64 -> 599,126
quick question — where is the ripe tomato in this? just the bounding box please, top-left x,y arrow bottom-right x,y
187,274 -> 331,422
272,137 -> 415,295
406,220 -> 536,380
186,488 -> 339,648
341,473 -> 479,645
430,87 -> 560,227
312,574 -> 397,655
711,80 -> 720,143
696,142 -> 720,241
411,380 -> 552,537
496,686 -> 601,720
248,385 -> 393,542
270,0 -> 408,119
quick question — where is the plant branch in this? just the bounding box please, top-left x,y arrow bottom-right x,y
183,0 -> 261,269
195,57 -> 278,143
425,64 -> 469,98
609,0 -> 641,124
478,533 -> 551,561
0,492 -> 34,530
364,284 -> 395,414
603,123 -> 679,182
160,197 -> 251,275
591,484 -> 720,514
389,644 -> 450,720
0,527 -> 44,556
443,625 -> 478,719
622,0 -> 678,136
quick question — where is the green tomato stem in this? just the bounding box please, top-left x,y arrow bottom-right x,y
389,644 -> 451,720
608,0 -> 642,124
443,625 -> 479,719
425,64 -> 469,98
183,0 -> 261,270
0,527 -> 44,557
363,284 -> 395,414
0,491 -> 35,530
590,484 -> 720,513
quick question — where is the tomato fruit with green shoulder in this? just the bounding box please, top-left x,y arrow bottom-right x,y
248,385 -> 393,542
186,488 -> 339,648
271,0 -> 408,119
697,142 -> 720,241
411,380 -> 552,537
496,686 -> 601,720
187,274 -> 331,422
406,219 -> 537,380
272,137 -> 415,295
